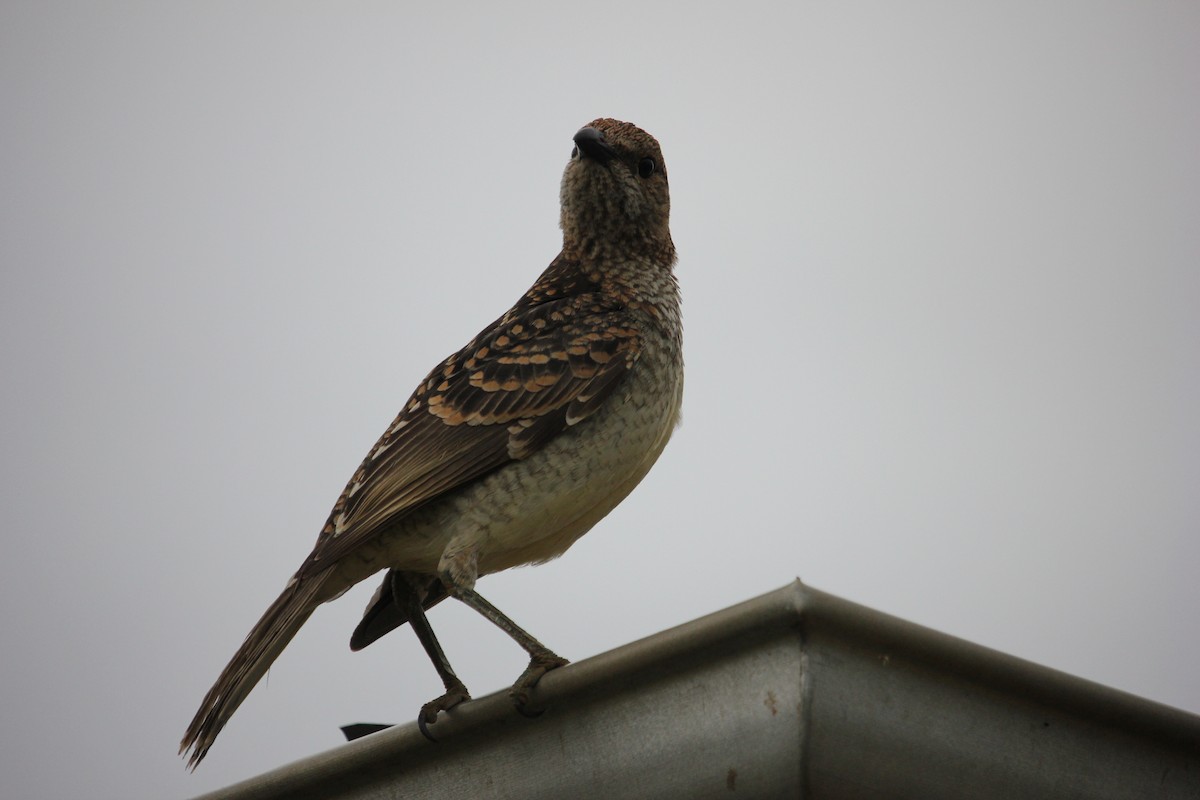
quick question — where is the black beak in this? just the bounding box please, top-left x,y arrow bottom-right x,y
573,126 -> 614,163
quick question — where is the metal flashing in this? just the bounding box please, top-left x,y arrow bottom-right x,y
192,581 -> 1200,799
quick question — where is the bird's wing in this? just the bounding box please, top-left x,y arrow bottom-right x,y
297,265 -> 641,576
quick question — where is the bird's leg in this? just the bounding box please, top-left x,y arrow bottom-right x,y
390,571 -> 470,731
452,586 -> 569,713
437,542 -> 568,715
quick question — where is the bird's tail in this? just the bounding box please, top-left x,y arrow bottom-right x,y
180,574 -> 328,769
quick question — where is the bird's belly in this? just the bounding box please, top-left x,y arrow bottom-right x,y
372,350 -> 682,578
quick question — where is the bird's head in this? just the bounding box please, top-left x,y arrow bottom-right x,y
560,118 -> 673,262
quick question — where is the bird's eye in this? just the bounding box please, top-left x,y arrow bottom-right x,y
637,157 -> 656,178
570,146 -> 579,159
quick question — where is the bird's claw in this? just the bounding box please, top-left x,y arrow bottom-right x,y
417,714 -> 438,742
417,683 -> 470,742
509,651 -> 568,717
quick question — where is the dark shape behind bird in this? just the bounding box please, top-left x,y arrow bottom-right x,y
340,723 -> 392,742
180,118 -> 683,768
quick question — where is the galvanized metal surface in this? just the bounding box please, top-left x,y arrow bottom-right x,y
191,581 -> 1200,799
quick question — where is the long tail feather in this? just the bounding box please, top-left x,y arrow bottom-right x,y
180,575 -> 327,768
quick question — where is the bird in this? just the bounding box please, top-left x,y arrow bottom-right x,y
180,118 -> 683,768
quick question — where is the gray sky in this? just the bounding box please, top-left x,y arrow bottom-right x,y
2,3 -> 1198,798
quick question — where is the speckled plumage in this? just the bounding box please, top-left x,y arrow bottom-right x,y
181,119 -> 682,768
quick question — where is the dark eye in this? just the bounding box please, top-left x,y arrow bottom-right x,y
637,157 -> 656,178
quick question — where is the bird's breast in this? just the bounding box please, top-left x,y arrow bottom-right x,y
374,324 -> 682,578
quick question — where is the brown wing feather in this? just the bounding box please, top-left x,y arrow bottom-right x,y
297,258 -> 641,576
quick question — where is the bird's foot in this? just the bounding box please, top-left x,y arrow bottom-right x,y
509,648 -> 569,717
417,680 -> 470,742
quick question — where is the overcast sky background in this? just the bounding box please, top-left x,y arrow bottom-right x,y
2,3 -> 1197,798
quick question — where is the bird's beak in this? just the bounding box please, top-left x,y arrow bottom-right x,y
573,126 -> 615,164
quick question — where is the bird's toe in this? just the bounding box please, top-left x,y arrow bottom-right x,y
508,650 -> 569,717
417,682 -> 471,741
